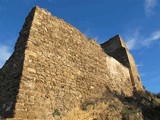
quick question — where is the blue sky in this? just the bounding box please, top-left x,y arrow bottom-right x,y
0,0 -> 160,93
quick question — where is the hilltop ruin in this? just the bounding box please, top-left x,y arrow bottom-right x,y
0,6 -> 145,119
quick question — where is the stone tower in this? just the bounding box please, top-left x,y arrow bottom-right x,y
101,35 -> 144,92
0,6 -> 144,119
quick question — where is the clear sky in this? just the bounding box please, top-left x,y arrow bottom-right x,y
0,0 -> 159,93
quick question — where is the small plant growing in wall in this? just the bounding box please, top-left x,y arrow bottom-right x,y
52,109 -> 61,117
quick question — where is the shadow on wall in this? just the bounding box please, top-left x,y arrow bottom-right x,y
0,7 -> 35,118
0,52 -> 25,118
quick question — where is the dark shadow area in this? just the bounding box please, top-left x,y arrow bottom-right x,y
113,90 -> 160,119
156,93 -> 160,99
80,87 -> 160,120
0,53 -> 24,118
100,35 -> 130,68
0,7 -> 36,119
128,91 -> 160,120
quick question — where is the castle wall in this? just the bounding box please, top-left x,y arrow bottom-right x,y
101,35 -> 144,93
0,6 -> 142,119
101,35 -> 130,68
0,8 -> 35,118
127,51 -> 144,91
105,56 -> 133,95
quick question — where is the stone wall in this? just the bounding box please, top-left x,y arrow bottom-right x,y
101,35 -> 144,92
127,51 -> 144,91
0,7 -> 35,118
0,6 -> 144,119
101,35 -> 130,68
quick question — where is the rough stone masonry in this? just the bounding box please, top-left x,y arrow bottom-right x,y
0,6 -> 144,119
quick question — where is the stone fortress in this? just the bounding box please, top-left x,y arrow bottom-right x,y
0,6 -> 145,119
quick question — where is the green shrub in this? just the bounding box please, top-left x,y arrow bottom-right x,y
81,101 -> 95,111
122,105 -> 139,120
53,109 -> 61,117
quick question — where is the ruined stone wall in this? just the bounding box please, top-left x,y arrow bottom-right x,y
101,35 -> 130,68
101,35 -> 144,92
0,8 -> 35,118
0,6 -> 143,119
105,56 -> 133,94
127,51 -> 144,91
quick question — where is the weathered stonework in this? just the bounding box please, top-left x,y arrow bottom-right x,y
0,6 -> 144,119
101,35 -> 144,92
